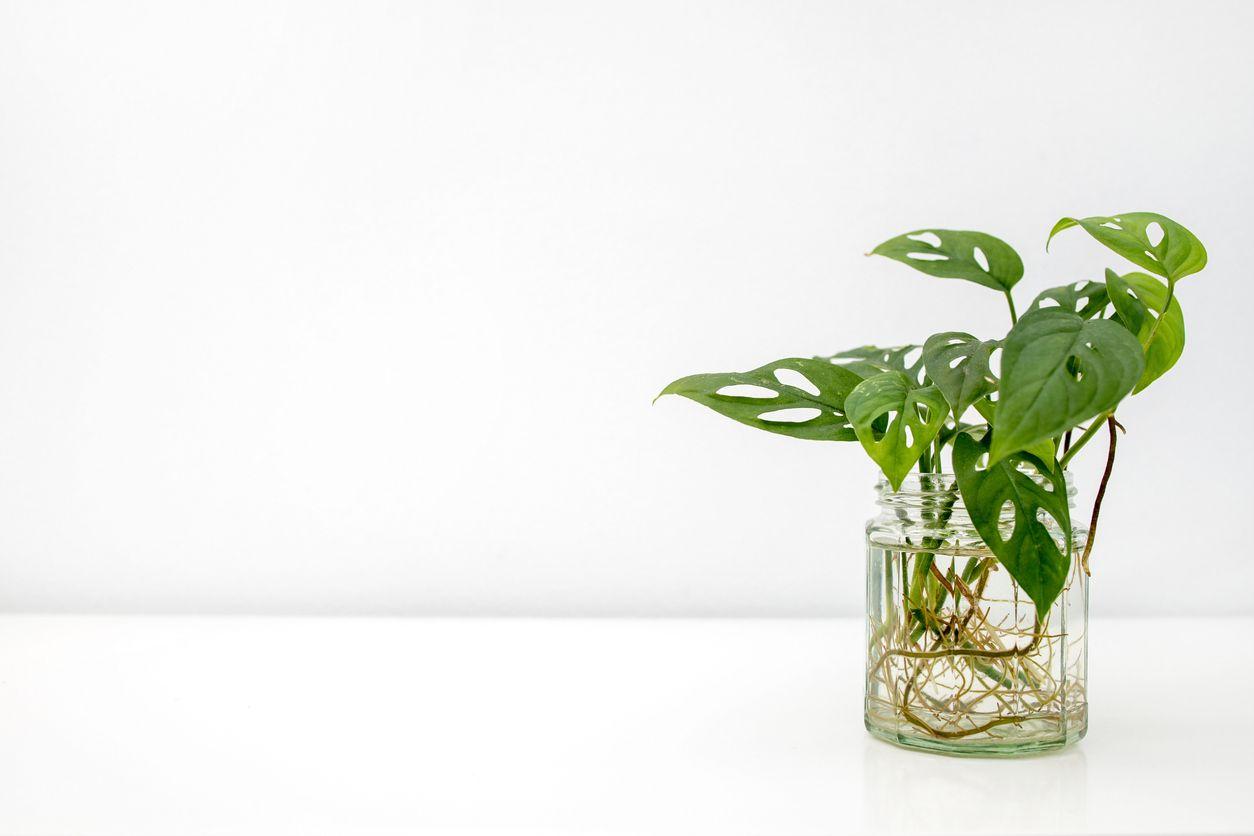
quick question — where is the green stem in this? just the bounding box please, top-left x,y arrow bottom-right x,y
1004,290 -> 1018,325
1059,413 -> 1108,468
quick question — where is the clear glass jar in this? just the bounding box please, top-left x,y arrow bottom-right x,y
864,473 -> 1088,756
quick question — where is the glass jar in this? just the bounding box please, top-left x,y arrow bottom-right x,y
864,473 -> 1088,756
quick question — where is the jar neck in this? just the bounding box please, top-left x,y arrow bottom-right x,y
874,472 -> 1077,530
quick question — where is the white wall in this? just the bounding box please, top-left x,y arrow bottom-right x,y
1,0 -> 1250,615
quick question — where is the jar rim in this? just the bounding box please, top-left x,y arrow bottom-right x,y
874,470 -> 1077,498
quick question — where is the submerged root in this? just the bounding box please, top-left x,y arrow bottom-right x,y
866,549 -> 1085,743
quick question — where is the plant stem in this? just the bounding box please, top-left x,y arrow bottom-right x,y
1080,416 -> 1119,576
1059,414 -> 1108,468
1004,290 -> 1018,325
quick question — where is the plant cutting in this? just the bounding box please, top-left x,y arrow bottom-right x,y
657,211 -> 1206,756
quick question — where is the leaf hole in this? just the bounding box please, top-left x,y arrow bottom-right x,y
972,246 -> 990,272
914,403 -> 932,423
1038,298 -> 1061,308
907,252 -> 948,262
717,384 -> 778,398
1099,221 -> 1121,230
1066,354 -> 1085,382
903,425 -> 915,447
948,355 -> 965,369
975,453 -> 990,471
1143,250 -> 1159,262
903,346 -> 923,367
988,347 -> 1003,377
773,368 -> 819,396
758,407 -> 820,423
907,232 -> 942,248
1146,222 -> 1165,247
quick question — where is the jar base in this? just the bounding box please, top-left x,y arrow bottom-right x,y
865,718 -> 1087,758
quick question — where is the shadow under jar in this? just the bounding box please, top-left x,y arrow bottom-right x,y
864,473 -> 1088,757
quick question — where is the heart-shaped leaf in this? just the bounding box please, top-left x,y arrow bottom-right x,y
870,229 -> 1023,292
1106,269 -> 1186,393
656,358 -> 864,441
819,344 -> 926,385
844,371 -> 948,489
921,332 -> 1000,419
1027,280 -> 1111,320
1047,212 -> 1207,281
991,309 -> 1144,463
953,431 -> 1072,621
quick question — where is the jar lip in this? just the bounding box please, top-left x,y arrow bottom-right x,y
875,469 -> 1077,497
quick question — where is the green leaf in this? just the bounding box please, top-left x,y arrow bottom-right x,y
844,371 -> 948,489
870,229 -> 1023,292
953,431 -> 1072,621
1047,212 -> 1207,281
991,309 -> 1144,463
973,398 -> 1056,466
819,344 -> 926,385
1027,280 -> 1111,320
1106,269 -> 1186,393
657,358 -> 864,441
921,332 -> 1000,419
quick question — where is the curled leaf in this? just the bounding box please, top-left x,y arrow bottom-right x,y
1047,212 -> 1207,281
1106,269 -> 1185,393
845,372 -> 948,489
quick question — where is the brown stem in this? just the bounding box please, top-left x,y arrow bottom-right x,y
1080,415 -> 1119,576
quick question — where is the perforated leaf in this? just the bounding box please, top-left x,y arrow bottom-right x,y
953,431 -> 1072,621
1027,280 -> 1111,320
844,372 -> 948,489
991,309 -> 1144,463
819,344 -> 926,385
1106,269 -> 1186,393
870,229 -> 1023,292
656,358 -> 864,441
921,332 -> 1000,419
1047,212 -> 1207,281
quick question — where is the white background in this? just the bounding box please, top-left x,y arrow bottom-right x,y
1,0 -> 1251,616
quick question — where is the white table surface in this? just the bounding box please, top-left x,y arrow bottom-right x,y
0,616 -> 1250,835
